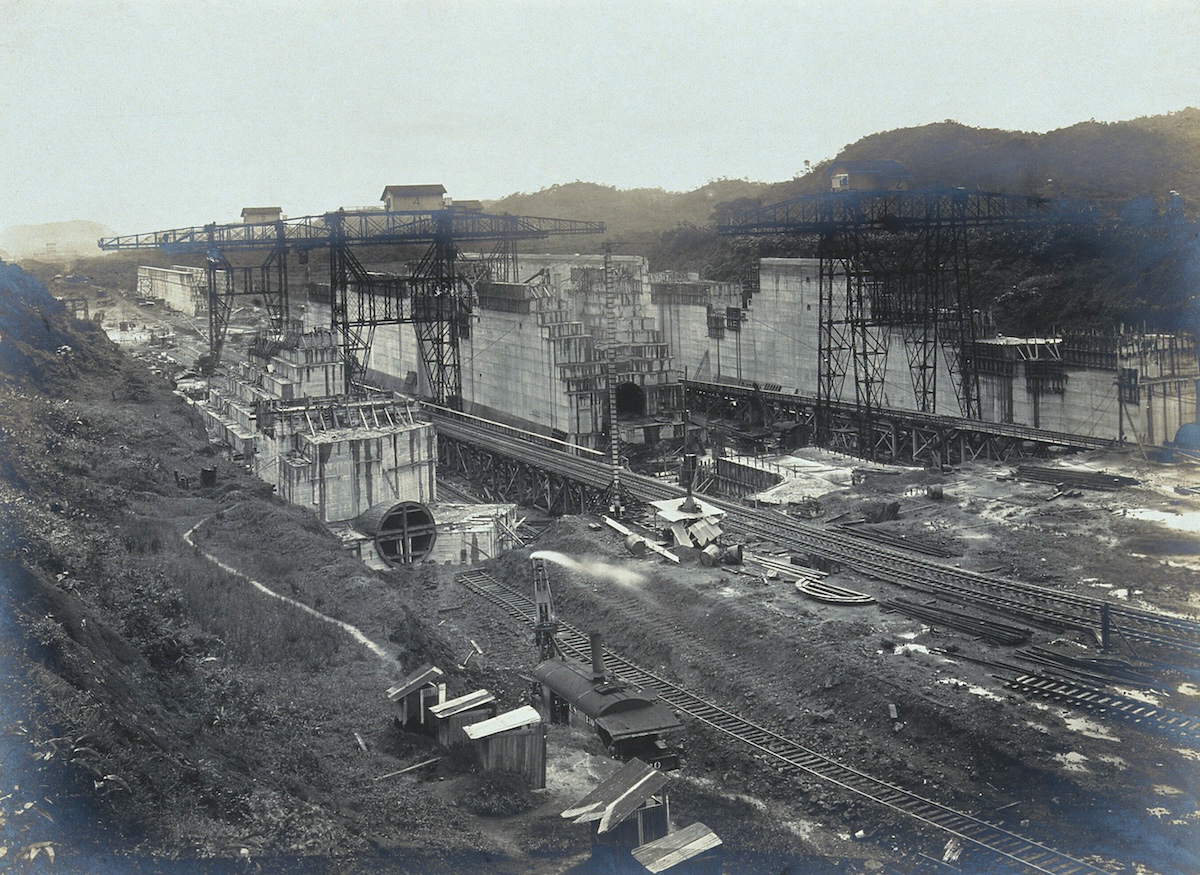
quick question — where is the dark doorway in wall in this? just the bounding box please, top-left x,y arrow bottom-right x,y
615,382 -> 646,417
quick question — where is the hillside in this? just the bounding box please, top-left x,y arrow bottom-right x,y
487,109 -> 1200,232
485,109 -> 1200,333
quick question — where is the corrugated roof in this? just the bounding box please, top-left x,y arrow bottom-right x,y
533,658 -> 681,740
463,705 -> 541,740
632,822 -> 723,872
380,184 -> 447,198
429,689 -> 495,718
386,663 -> 444,702
687,519 -> 722,545
561,758 -> 669,833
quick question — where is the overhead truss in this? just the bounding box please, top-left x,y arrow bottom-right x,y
719,187 -> 1096,457
99,207 -> 604,403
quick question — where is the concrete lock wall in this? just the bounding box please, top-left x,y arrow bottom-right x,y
137,265 -> 207,316
302,427 -> 437,524
663,257 -> 1197,445
462,306 -> 578,437
367,320 -> 424,395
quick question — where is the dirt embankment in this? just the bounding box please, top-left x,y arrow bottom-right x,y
0,264 -> 553,865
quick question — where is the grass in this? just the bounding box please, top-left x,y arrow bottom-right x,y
166,552 -> 342,671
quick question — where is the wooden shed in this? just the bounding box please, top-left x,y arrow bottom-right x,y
561,758 -> 671,850
428,689 -> 497,748
632,822 -> 723,874
463,705 -> 546,790
386,663 -> 445,732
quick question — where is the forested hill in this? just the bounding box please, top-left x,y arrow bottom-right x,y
486,109 -> 1200,237
484,179 -> 768,236
485,110 -> 1200,334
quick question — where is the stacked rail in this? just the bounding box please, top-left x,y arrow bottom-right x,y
1014,466 -> 1139,491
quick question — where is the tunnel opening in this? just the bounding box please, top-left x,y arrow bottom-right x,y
614,381 -> 646,418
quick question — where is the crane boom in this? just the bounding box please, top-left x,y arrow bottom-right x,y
96,207 -> 605,398
97,210 -> 605,252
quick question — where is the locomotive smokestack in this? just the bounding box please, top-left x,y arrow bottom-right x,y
590,632 -> 606,683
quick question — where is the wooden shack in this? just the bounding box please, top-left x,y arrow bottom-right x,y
428,689 -> 497,748
463,705 -> 546,790
632,822 -> 723,874
386,663 -> 445,732
562,758 -> 671,852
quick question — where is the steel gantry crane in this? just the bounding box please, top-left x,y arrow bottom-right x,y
717,187 -> 1096,456
98,205 -> 605,406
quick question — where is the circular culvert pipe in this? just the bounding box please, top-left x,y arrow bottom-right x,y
354,501 -> 437,566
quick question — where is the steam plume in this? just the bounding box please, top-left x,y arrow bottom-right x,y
531,550 -> 645,587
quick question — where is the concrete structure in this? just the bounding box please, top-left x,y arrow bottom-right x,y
241,206 -> 283,224
381,184 -> 447,212
658,258 -> 1199,448
201,327 -> 437,523
460,254 -> 683,449
422,503 -> 519,565
136,265 -> 207,316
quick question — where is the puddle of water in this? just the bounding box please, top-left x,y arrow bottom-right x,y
1127,508 -> 1200,532
1062,714 -> 1120,741
937,677 -> 1003,701
1054,751 -> 1090,773
1114,687 -> 1162,706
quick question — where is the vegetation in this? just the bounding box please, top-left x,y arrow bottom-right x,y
481,109 -> 1200,334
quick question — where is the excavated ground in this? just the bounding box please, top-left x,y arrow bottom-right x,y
1,268 -> 1198,874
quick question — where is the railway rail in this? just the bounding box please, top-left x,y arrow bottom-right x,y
1000,674 -> 1200,745
431,410 -> 1200,661
456,568 -> 1114,875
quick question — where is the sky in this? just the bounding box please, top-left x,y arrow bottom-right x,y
2,0 -> 1199,235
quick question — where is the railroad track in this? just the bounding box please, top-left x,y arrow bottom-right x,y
456,568 -> 1114,875
433,413 -> 1200,660
1000,674 -> 1200,745
629,471 -> 1200,659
